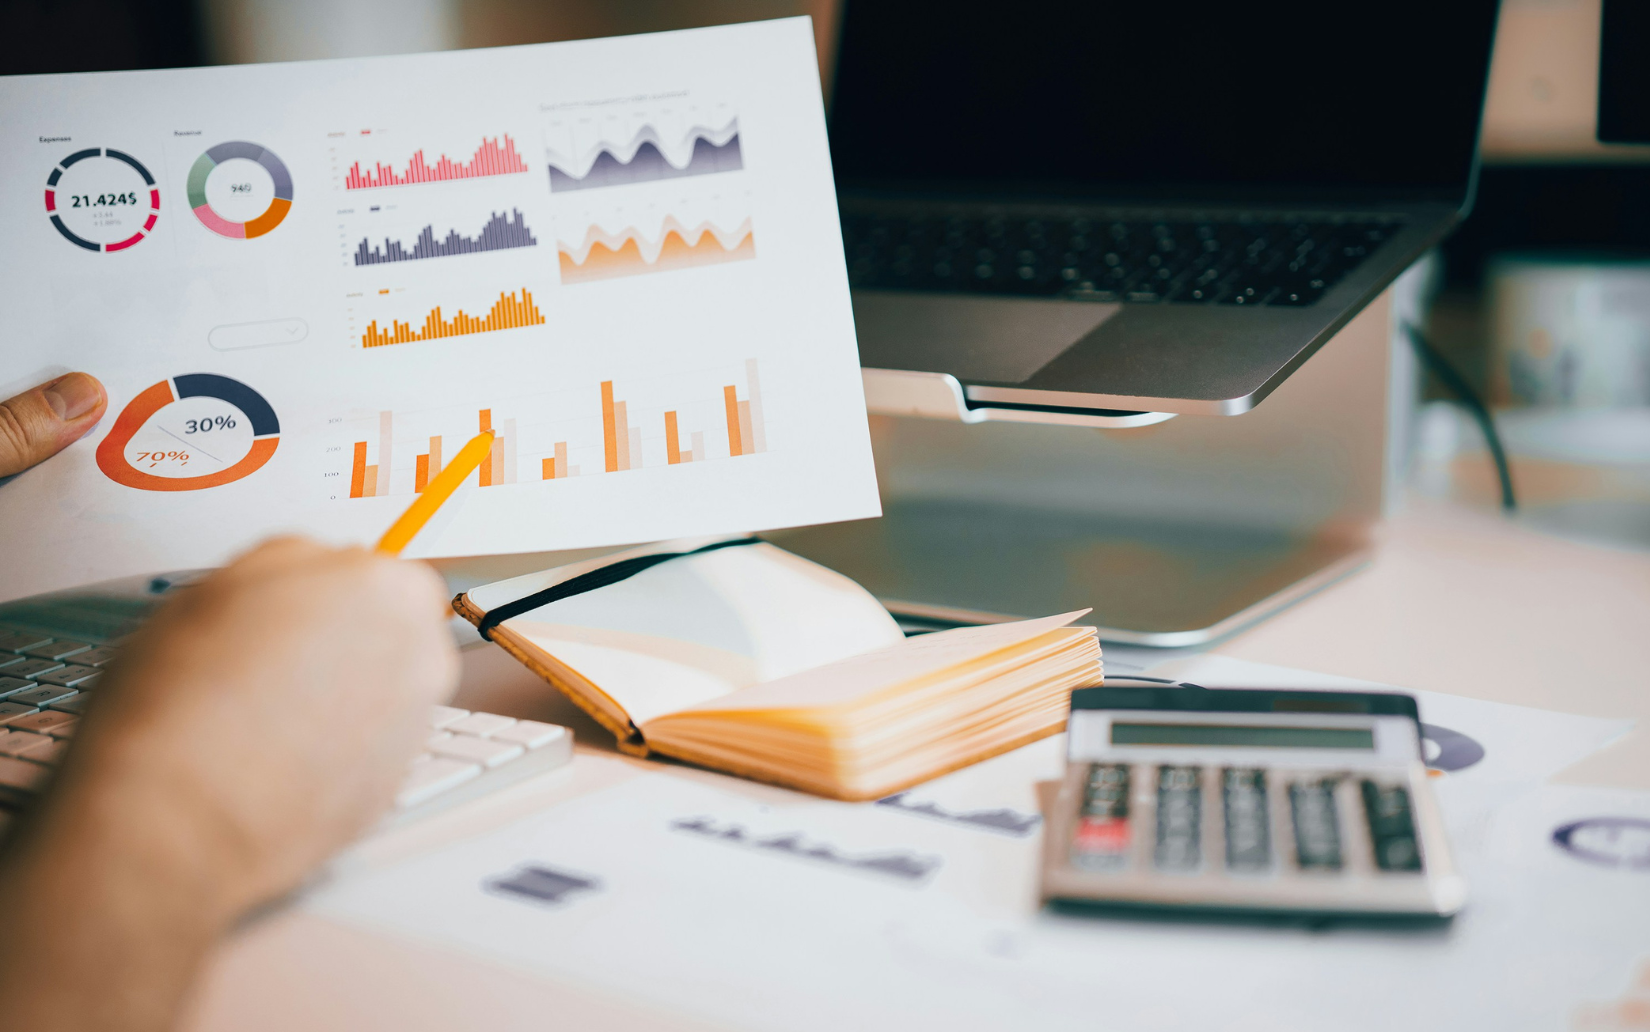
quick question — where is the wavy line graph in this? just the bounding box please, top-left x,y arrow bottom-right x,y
558,216 -> 755,284
546,119 -> 743,192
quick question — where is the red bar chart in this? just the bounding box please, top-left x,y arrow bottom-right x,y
344,134 -> 528,190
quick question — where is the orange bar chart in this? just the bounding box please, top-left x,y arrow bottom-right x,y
350,441 -> 369,498
600,381 -> 641,471
665,411 -> 681,464
361,288 -> 545,349
722,359 -> 767,458
349,412 -> 395,496
413,435 -> 443,492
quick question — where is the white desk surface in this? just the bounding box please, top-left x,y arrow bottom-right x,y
179,496 -> 1650,1030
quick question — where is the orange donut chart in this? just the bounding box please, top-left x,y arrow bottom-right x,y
96,374 -> 280,491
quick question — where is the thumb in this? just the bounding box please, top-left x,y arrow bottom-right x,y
0,373 -> 108,479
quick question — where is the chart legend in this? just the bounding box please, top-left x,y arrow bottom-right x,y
546,119 -> 743,192
559,217 -> 754,284
344,134 -> 528,190
353,209 -> 538,265
360,287 -> 545,348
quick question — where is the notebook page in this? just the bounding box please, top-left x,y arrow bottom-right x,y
491,542 -> 905,725
662,611 -> 1090,717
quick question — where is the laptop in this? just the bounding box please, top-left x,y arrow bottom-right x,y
830,0 -> 1503,417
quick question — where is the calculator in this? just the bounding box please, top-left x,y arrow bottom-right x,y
1039,682 -> 1467,919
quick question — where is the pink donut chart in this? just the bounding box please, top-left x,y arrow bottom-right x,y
186,141 -> 294,239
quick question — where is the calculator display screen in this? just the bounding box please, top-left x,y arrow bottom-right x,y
1110,723 -> 1376,750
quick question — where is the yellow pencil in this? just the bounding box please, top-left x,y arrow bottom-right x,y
374,429 -> 496,556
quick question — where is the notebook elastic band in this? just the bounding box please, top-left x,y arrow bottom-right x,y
475,536 -> 760,641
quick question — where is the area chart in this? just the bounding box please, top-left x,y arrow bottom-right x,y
547,120 -> 743,192
345,134 -> 527,190
360,288 -> 545,348
559,217 -> 754,284
354,209 -> 537,265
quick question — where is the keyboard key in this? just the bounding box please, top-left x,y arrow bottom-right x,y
70,646 -> 120,668
18,737 -> 69,766
3,659 -> 65,680
0,677 -> 34,698
19,640 -> 92,661
447,712 -> 516,738
9,710 -> 76,737
47,694 -> 94,715
430,734 -> 524,769
0,755 -> 49,799
0,655 -> 26,671
0,702 -> 40,726
8,686 -> 75,708
429,705 -> 469,730
34,666 -> 100,688
491,720 -> 567,749
0,730 -> 49,757
0,630 -> 52,653
396,755 -> 482,808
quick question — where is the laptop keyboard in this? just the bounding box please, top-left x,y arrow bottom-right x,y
842,211 -> 1401,307
0,626 -> 573,831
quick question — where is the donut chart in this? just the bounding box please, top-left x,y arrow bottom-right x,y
97,374 -> 280,491
45,148 -> 160,252
187,141 -> 294,239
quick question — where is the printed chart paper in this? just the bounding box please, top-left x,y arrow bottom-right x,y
308,664 -> 1637,1032
0,19 -> 877,601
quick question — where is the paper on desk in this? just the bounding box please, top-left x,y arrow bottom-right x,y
308,668 -> 1640,1032
1147,655 -> 1633,795
309,758 -> 1650,1032
0,19 -> 877,601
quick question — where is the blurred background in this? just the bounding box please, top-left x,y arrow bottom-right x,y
3,0 -> 1648,551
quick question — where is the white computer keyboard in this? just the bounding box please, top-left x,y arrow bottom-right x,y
0,626 -> 574,828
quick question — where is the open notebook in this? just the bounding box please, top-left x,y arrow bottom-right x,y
453,539 -> 1103,800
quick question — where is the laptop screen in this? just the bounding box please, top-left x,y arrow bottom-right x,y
829,0 -> 1501,205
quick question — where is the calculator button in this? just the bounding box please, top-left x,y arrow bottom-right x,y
1288,780 -> 1343,871
1361,780 -> 1423,872
1072,762 -> 1132,870
1222,768 -> 1271,871
1154,765 -> 1202,871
